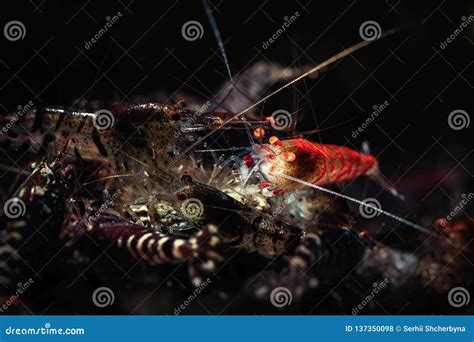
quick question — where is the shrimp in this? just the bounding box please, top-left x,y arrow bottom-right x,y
0,156 -> 76,289
0,102 -> 189,168
252,138 -> 378,189
172,173 -> 303,259
231,136 -> 433,234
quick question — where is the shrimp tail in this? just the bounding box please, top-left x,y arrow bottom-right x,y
362,141 -> 405,200
368,168 -> 405,200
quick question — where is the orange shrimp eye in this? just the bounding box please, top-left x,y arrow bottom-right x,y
253,127 -> 265,138
176,192 -> 189,201
269,136 -> 283,147
269,136 -> 279,145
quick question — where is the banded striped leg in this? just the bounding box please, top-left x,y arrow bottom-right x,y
251,228 -> 367,306
84,215 -> 222,286
187,224 -> 222,286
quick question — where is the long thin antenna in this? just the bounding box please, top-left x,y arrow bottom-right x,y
195,146 -> 251,153
168,28 -> 400,169
201,0 -> 256,148
275,172 -> 433,235
202,0 -> 233,81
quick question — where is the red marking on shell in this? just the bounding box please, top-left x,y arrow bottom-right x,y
282,151 -> 296,162
181,172 -> 193,182
272,188 -> 285,195
176,192 -> 189,201
243,155 -> 254,167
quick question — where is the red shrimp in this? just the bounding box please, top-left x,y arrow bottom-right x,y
253,138 -> 378,189
243,137 -> 432,234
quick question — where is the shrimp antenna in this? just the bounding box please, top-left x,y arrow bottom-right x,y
202,0 -> 256,148
82,174 -> 134,186
274,172 -> 436,235
195,146 -> 251,153
202,0 -> 233,81
168,28 -> 401,169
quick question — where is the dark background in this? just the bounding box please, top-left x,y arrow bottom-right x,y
0,0 -> 473,222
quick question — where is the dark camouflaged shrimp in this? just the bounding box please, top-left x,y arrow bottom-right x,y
173,173 -> 303,259
0,156 -> 75,290
0,102 -> 189,169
